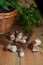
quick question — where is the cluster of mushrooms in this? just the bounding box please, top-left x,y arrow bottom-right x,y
4,31 -> 43,57
4,31 -> 28,57
10,31 -> 27,44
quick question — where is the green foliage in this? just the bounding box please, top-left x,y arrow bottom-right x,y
0,0 -> 41,33
0,0 -> 23,14
19,4 -> 41,33
0,0 -> 16,10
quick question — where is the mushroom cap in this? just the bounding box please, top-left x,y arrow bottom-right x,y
35,39 -> 41,46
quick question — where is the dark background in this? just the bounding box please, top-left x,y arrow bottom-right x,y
34,0 -> 43,16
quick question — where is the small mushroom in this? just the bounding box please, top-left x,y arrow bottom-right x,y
15,32 -> 23,42
11,45 -> 17,52
15,31 -> 19,38
19,49 -> 24,57
32,47 -> 39,52
10,32 -> 15,41
17,32 -> 23,39
18,38 -> 27,44
34,39 -> 41,46
6,44 -> 17,52
15,31 -> 19,34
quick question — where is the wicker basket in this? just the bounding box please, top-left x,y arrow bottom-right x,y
0,9 -> 18,34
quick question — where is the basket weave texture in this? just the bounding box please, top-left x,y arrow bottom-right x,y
0,9 -> 18,34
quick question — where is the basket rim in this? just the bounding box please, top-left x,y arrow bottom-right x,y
0,9 -> 18,14
0,9 -> 18,19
